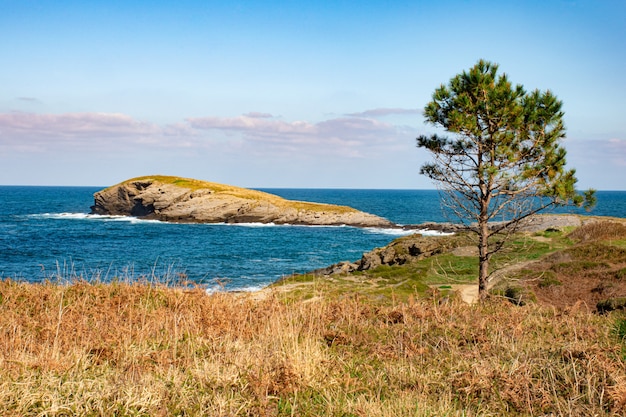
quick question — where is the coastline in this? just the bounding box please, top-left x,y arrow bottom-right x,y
3,185 -> 626,289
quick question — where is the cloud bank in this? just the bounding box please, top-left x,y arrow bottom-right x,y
0,112 -> 167,151
187,113 -> 411,157
567,137 -> 626,166
1,109 -> 415,157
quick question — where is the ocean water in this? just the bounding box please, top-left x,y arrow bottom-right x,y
0,186 -> 624,290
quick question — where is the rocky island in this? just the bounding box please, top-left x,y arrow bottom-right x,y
90,175 -> 395,228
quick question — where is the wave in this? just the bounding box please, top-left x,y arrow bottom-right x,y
222,222 -> 351,229
29,213 -> 164,224
30,214 -> 357,229
205,281 -> 271,294
222,221 -> 278,228
364,227 -> 453,236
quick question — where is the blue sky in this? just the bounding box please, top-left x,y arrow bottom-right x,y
1,0 -> 624,189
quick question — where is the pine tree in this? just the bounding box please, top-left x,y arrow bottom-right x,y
417,60 -> 595,299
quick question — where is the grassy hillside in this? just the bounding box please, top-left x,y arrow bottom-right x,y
275,219 -> 626,308
273,226 -> 566,303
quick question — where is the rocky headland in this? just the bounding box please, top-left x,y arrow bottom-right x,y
90,175 -> 395,228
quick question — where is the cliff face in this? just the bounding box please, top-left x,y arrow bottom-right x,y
90,176 -> 395,228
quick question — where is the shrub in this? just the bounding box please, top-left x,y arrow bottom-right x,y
568,221 -> 626,242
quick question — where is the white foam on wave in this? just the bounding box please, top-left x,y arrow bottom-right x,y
222,222 -> 348,229
417,229 -> 455,236
222,222 -> 277,228
233,284 -> 270,292
31,214 -> 351,229
31,213 -> 165,224
205,282 -> 270,294
364,227 -> 453,236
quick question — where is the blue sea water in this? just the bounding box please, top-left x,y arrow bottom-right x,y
0,187 -> 624,290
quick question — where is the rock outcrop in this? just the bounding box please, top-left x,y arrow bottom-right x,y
310,234 -> 466,275
90,175 -> 395,228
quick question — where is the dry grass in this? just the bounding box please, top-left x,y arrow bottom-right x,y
501,221 -> 626,310
2,279 -> 626,416
568,221 -> 626,243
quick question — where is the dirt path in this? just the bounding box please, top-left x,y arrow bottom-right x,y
441,259 -> 538,304
447,284 -> 479,304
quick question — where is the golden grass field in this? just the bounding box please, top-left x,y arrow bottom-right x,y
2,278 -> 626,416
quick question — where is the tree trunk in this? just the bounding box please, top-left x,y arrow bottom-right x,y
478,224 -> 490,300
478,189 -> 490,299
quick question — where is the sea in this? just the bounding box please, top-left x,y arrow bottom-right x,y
1,187 -> 624,291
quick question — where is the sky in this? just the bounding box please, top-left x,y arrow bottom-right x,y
1,0 -> 624,189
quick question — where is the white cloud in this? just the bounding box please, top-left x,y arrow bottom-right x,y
0,111 -> 157,137
16,97 -> 41,103
187,114 -> 316,136
345,108 -> 422,118
567,137 -> 626,165
607,138 -> 626,167
0,110 -> 419,160
242,112 -> 274,119
187,113 -> 413,157
0,112 -> 188,151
